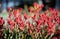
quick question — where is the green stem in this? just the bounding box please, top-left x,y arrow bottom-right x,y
10,36 -> 13,39
48,33 -> 54,39
16,33 -> 17,39
4,34 -> 7,39
45,34 -> 49,39
19,33 -> 21,39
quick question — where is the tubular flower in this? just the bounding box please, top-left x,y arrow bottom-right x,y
24,13 -> 30,19
0,17 -> 4,26
1,2 -> 60,39
8,20 -> 15,31
19,22 -> 24,31
28,7 -> 34,13
34,2 -> 39,10
13,10 -> 18,17
9,13 -> 12,19
29,24 -> 34,30
19,8 -> 23,13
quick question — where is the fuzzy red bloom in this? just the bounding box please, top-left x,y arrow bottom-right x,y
36,20 -> 42,32
37,29 -> 40,32
15,14 -> 22,24
0,30 -> 2,33
8,7 -> 10,12
40,13 -> 46,20
36,7 -> 42,13
19,22 -> 24,30
9,13 -> 12,19
28,7 -> 34,13
15,14 -> 24,30
26,21 -> 30,26
36,20 -> 42,25
44,21 -> 47,26
29,24 -> 34,30
8,20 -> 15,31
32,13 -> 38,20
0,17 -> 4,38
54,11 -> 58,16
37,24 -> 41,32
10,25 -> 15,31
24,13 -> 30,19
29,29 -> 33,34
13,10 -> 18,17
47,24 -> 55,34
0,17 -> 4,26
33,2 -> 38,9
19,8 -> 23,13
8,20 -> 14,25
48,8 -> 53,11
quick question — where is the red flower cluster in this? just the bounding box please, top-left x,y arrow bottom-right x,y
0,17 -> 4,37
0,17 -> 4,26
5,2 -> 60,35
8,20 -> 15,31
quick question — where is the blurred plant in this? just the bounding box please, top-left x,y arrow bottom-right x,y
1,2 -> 60,39
0,17 -> 4,39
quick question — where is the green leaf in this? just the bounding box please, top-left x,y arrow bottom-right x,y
26,35 -> 32,39
58,13 -> 60,17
